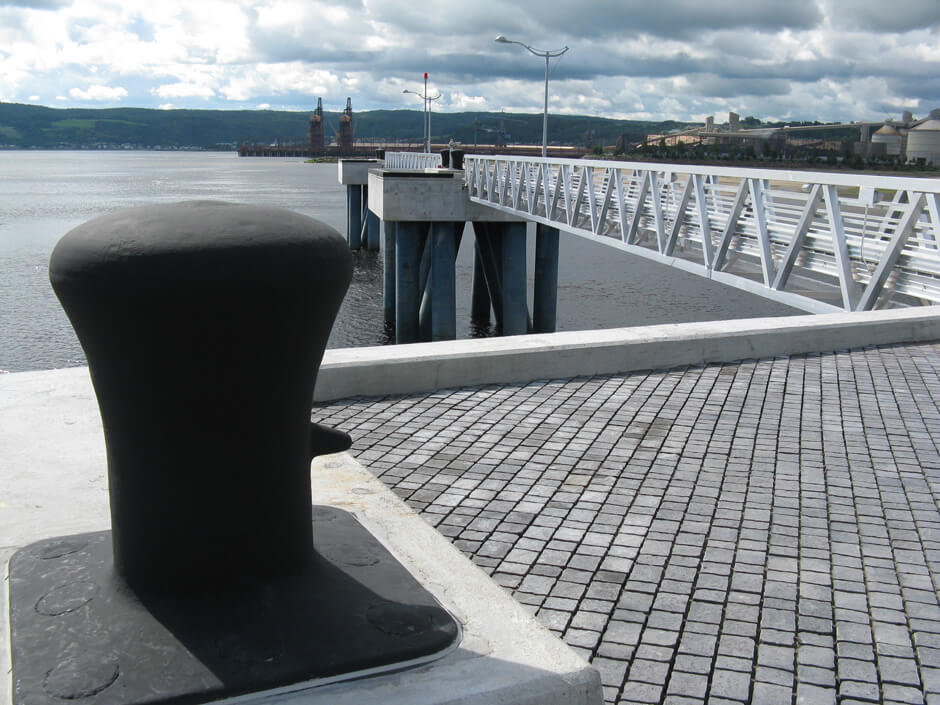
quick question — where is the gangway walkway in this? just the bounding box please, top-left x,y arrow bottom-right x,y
464,156 -> 940,314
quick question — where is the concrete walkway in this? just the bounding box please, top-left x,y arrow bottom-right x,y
312,341 -> 940,705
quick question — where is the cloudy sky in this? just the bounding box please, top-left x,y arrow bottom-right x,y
1,0 -> 939,123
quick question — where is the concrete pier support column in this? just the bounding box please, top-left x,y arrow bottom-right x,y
360,185 -> 380,251
430,222 -> 457,341
383,221 -> 397,327
366,210 -> 381,251
346,184 -> 362,250
395,222 -> 420,343
533,223 -> 560,333
417,224 -> 432,342
472,222 -> 504,329
471,246 -> 491,323
501,222 -> 528,336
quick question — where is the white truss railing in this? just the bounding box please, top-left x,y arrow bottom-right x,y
384,151 -> 443,169
464,155 -> 940,313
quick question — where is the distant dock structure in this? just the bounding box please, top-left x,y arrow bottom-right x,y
238,97 -> 366,157
239,97 -> 587,159
308,97 -> 325,153
336,97 -> 354,153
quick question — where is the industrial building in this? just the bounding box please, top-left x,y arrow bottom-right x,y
646,109 -> 940,165
906,111 -> 940,164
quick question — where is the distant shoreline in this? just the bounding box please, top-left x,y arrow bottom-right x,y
0,146 -> 236,152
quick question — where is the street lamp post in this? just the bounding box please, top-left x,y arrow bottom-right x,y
495,35 -> 568,158
403,72 -> 442,153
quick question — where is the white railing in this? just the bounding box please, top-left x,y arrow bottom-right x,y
384,151 -> 443,169
464,155 -> 940,313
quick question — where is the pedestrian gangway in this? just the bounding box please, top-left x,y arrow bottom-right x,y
384,152 -> 443,169
464,156 -> 940,313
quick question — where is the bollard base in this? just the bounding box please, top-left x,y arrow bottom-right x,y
8,507 -> 460,705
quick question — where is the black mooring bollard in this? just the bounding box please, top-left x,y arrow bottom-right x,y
49,201 -> 353,591
8,201 -> 458,705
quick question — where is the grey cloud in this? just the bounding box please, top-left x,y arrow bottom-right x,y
824,0 -> 940,32
0,6 -> 25,28
0,0 -> 70,7
703,31 -> 785,60
687,75 -> 793,98
364,0 -> 822,42
530,0 -> 823,39
248,35 -> 381,66
885,76 -> 940,107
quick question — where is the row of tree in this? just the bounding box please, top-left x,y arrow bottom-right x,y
0,101 -> 699,150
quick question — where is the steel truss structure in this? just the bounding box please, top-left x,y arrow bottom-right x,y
464,156 -> 940,313
384,151 -> 443,169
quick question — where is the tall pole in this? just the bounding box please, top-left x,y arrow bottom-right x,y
495,35 -> 568,159
542,54 -> 549,158
404,76 -> 440,154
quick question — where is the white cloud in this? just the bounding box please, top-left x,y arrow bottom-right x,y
0,0 -> 937,122
151,81 -> 215,99
69,84 -> 128,100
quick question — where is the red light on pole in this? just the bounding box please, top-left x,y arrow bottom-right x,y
424,72 -> 428,79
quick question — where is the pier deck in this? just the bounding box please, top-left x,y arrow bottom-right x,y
312,340 -> 940,705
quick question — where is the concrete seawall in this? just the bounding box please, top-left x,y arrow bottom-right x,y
314,307 -> 940,401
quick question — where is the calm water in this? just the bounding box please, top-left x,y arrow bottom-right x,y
0,151 -> 797,373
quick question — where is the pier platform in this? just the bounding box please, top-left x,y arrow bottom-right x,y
311,338 -> 940,705
3,311 -> 940,705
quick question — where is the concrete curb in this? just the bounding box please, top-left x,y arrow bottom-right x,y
0,371 -> 602,705
314,308 -> 940,401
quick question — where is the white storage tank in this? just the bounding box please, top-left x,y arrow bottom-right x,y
907,111 -> 940,165
872,124 -> 903,155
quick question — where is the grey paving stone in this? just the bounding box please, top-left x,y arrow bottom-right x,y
839,679 -> 881,702
882,683 -> 928,704
667,671 -> 709,699
709,668 -> 751,701
620,681 -> 663,704
796,683 -> 836,705
797,664 -> 836,687
311,341 -> 940,705
879,655 -> 922,687
755,665 -> 793,687
752,682 -> 793,705
714,655 -> 752,673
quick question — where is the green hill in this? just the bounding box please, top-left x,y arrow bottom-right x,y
0,102 -> 699,150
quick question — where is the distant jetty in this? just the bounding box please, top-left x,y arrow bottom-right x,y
238,142 -> 586,158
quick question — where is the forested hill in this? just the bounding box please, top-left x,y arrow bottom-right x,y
0,102 -> 698,150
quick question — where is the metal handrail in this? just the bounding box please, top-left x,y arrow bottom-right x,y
384,151 -> 443,169
463,155 -> 940,313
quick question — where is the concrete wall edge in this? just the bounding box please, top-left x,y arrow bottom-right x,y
313,308 -> 940,401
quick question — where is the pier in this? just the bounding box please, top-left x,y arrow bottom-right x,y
310,331 -> 940,705
4,309 -> 940,705
320,154 -> 940,702
339,154 -> 562,343
341,153 -> 940,346
4,155 -> 940,705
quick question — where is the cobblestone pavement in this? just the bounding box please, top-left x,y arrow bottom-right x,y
312,341 -> 940,705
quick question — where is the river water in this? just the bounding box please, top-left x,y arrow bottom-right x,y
0,150 -> 797,373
